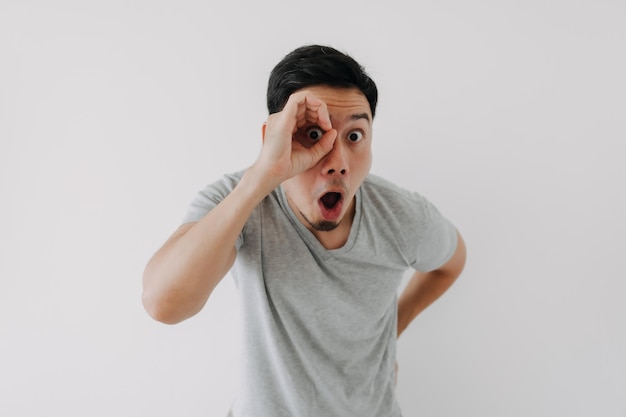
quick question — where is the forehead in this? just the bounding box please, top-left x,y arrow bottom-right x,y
299,85 -> 372,122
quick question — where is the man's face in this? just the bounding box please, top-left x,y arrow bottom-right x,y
282,85 -> 373,246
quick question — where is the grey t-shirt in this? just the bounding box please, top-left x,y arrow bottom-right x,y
183,171 -> 458,417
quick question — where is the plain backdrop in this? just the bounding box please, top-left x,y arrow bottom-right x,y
1,1 -> 624,416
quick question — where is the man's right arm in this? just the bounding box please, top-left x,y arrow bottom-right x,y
142,168 -> 275,324
142,91 -> 338,324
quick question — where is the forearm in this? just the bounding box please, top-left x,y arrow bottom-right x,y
397,269 -> 458,337
142,166 -> 276,323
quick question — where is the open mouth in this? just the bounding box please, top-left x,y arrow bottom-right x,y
320,192 -> 342,210
318,192 -> 343,220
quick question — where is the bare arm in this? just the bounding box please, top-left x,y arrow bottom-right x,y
397,230 -> 466,337
142,171 -> 273,324
142,91 -> 338,324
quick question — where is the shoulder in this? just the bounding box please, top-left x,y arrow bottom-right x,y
360,174 -> 458,271
362,174 -> 416,197
189,170 -> 246,204
360,174 -> 452,236
204,170 -> 245,195
181,170 -> 246,224
361,174 -> 430,217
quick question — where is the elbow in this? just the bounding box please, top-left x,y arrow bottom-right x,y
142,290 -> 185,325
141,280 -> 207,325
142,262 -> 188,325
141,260 -> 211,324
141,272 -> 199,324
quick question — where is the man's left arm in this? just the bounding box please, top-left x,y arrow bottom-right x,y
397,230 -> 467,337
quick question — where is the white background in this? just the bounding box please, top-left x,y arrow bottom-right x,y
1,1 -> 624,416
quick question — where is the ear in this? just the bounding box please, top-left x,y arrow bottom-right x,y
261,122 -> 267,143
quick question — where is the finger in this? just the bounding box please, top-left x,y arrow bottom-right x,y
307,128 -> 337,162
305,95 -> 332,131
289,92 -> 332,132
310,96 -> 333,131
273,91 -> 311,134
290,128 -> 337,173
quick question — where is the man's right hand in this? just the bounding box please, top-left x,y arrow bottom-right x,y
254,91 -> 338,188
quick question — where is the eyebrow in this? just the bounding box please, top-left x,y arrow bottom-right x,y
350,112 -> 371,122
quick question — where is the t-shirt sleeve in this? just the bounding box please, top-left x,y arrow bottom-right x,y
409,197 -> 458,272
180,171 -> 245,249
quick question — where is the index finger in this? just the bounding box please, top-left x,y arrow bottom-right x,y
288,91 -> 333,132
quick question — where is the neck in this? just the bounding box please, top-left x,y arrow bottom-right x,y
311,196 -> 355,249
289,195 -> 356,250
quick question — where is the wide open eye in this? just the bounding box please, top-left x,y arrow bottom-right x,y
306,127 -> 324,141
347,130 -> 363,142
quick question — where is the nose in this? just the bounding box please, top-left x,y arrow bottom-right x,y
322,138 -> 348,176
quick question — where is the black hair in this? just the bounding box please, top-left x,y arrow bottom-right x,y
266,45 -> 378,118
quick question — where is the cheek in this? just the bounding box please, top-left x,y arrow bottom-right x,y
353,148 -> 372,174
283,176 -> 312,202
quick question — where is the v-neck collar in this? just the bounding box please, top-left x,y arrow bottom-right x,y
277,185 -> 362,260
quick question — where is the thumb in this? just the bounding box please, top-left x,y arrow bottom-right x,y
308,129 -> 337,163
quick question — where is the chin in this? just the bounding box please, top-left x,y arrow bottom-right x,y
310,220 -> 340,232
300,210 -> 342,232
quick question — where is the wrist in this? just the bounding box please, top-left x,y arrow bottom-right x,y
240,164 -> 283,202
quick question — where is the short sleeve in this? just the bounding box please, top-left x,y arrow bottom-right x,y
181,171 -> 245,249
410,197 -> 458,272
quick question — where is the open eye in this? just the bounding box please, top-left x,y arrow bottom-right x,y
306,127 -> 324,141
347,130 -> 363,142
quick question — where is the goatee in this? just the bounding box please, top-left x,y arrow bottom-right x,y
300,212 -> 340,232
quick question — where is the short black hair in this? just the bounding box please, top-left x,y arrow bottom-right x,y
266,45 -> 378,118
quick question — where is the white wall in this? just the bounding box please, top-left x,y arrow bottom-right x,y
1,1 -> 624,416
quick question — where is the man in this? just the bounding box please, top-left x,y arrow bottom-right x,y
142,44 -> 466,417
